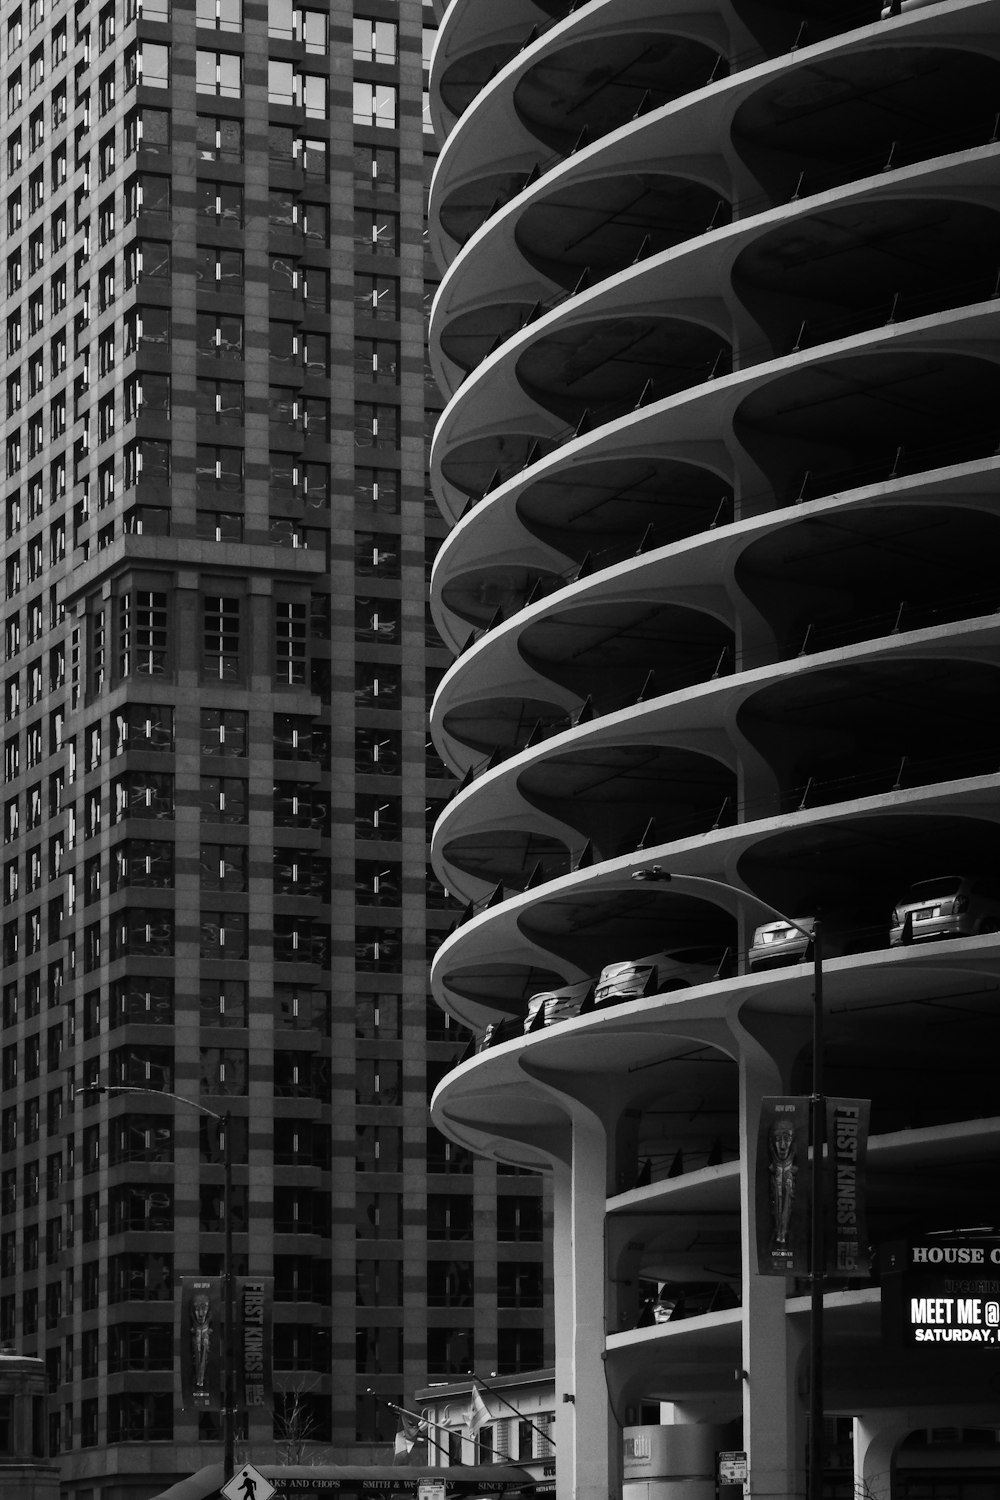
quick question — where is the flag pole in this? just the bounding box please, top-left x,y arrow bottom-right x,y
366,1391 -> 461,1465
467,1371 -> 556,1450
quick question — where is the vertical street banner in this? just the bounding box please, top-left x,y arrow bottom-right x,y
180,1277 -> 223,1410
237,1277 -> 273,1409
755,1097 -> 811,1275
824,1098 -> 871,1277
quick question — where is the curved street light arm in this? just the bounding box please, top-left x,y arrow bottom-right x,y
631,864 -> 825,1500
75,1082 -> 236,1483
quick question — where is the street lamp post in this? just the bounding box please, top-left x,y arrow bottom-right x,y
631,868 -> 826,1500
77,1083 -> 237,1483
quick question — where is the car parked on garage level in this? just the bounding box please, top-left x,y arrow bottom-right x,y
889,875 -> 1000,946
594,947 -> 730,1005
522,980 -> 594,1033
748,911 -> 879,971
748,917 -> 815,972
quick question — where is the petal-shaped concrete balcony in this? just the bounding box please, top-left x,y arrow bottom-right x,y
512,29 -> 724,153
514,172 -> 728,289
736,807 -> 1000,922
517,598 -> 734,709
731,45 -> 1000,202
516,314 -> 732,427
431,432 -> 998,657
432,138 -> 998,404
431,486 -> 1000,783
434,663 -> 1000,909
433,280 -> 1000,525
437,742 -> 738,895
735,501 -> 1000,657
737,657 -> 1000,816
733,198 -> 1000,356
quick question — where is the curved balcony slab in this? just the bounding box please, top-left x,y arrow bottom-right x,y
431,611 -> 1000,901
431,778 -> 1000,1026
433,289 -> 1000,519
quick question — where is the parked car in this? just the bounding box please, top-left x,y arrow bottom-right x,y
748,911 -> 877,971
594,947 -> 729,1005
649,1281 -> 741,1324
889,875 -> 1000,946
748,917 -> 815,972
523,980 -> 594,1033
478,1018 -> 523,1051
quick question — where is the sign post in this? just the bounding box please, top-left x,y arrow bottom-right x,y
222,1463 -> 277,1500
718,1450 -> 748,1487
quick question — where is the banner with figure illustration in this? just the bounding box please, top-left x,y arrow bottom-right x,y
180,1277 -> 224,1409
179,1276 -> 273,1410
755,1098 -> 811,1275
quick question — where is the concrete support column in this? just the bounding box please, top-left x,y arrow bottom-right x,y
739,1043 -> 805,1500
553,1115 -> 618,1500
853,1414 -> 910,1500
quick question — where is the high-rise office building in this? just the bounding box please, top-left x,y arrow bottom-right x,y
427,0 -> 1000,1498
0,0 -> 549,1494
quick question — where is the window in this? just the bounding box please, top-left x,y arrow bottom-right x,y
199,913 -> 248,961
195,245 -> 243,289
111,911 -> 175,960
139,41 -> 170,87
301,74 -> 326,118
127,240 -> 171,287
427,1260 -> 474,1306
426,1328 -> 475,1377
353,18 -> 397,63
195,114 -> 242,162
355,274 -> 399,321
196,445 -> 244,495
199,775 -> 247,824
129,172 -> 172,218
199,844 -> 246,891
111,839 -> 173,890
355,469 -> 400,514
196,49 -> 242,97
497,1262 -> 543,1308
497,1195 -> 543,1241
268,59 -> 295,106
353,81 -> 398,130
197,379 -> 243,427
301,9 -> 327,51
119,591 -> 168,678
196,0 -> 241,30
202,595 -> 241,680
355,403 -> 399,451
199,708 -> 246,757
354,209 -> 399,257
113,703 -> 173,757
111,978 -> 174,1027
199,979 -> 248,1026
275,601 -> 307,685
196,314 -> 244,358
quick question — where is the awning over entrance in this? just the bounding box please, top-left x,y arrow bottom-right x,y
150,1463 -> 538,1500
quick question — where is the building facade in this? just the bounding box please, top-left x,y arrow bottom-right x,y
0,0 -> 549,1495
427,0 -> 1000,1498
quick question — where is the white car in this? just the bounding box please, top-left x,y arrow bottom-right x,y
594,948 -> 728,1005
523,980 -> 594,1033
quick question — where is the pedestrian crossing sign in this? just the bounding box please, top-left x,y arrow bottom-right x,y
221,1463 -> 276,1500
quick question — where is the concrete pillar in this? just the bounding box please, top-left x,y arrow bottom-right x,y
853,1414 -> 911,1500
739,1042 -> 805,1500
553,1113 -> 618,1500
